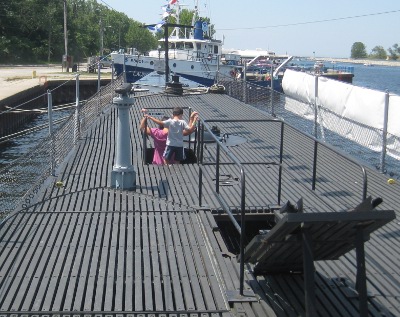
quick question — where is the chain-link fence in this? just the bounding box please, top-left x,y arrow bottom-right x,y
0,76 -> 123,217
219,76 -> 400,179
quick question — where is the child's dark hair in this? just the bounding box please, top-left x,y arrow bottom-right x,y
158,116 -> 170,129
172,107 -> 183,116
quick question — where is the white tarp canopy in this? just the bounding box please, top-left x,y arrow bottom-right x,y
282,69 -> 400,138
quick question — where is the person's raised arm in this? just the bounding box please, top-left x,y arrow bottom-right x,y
185,111 -> 199,135
145,114 -> 164,126
139,116 -> 151,135
139,109 -> 151,135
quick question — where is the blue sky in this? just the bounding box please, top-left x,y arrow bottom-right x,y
97,0 -> 400,58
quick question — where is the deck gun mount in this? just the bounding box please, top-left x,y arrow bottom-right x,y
110,83 -> 136,190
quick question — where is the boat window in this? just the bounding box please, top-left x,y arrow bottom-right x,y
214,45 -> 219,54
175,42 -> 184,49
196,43 -> 201,51
185,43 -> 194,49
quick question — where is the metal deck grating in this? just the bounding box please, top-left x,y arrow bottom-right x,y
0,207 -> 228,314
1,88 -> 399,316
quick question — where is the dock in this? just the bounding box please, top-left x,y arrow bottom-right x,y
0,75 -> 399,316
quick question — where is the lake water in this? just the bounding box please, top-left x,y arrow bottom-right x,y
1,63 -> 399,168
352,64 -> 400,95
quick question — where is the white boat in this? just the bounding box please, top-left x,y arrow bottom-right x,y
111,1 -> 241,86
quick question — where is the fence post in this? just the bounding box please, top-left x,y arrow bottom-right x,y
111,60 -> 114,83
47,90 -> 56,176
380,90 -> 390,173
270,64 -> 275,116
243,81 -> 247,104
123,53 -> 127,83
313,75 -> 319,138
215,55 -> 220,84
97,61 -> 101,92
74,74 -> 80,145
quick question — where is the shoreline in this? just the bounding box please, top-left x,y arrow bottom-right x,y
311,57 -> 400,67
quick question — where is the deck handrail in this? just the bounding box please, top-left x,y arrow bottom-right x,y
287,123 -> 368,201
196,117 -> 284,297
195,116 -> 369,297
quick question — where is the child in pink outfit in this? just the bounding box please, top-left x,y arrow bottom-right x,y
140,113 -> 172,165
145,107 -> 198,164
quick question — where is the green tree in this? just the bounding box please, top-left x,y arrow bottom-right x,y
0,0 -> 159,63
369,46 -> 387,60
125,21 -> 158,53
387,44 -> 399,60
351,42 -> 367,59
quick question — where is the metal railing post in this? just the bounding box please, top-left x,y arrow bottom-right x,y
239,166 -> 246,295
142,119 -> 148,164
216,143 -> 220,193
277,122 -> 284,204
270,64 -> 275,116
47,90 -> 55,176
111,61 -> 115,83
97,62 -> 101,92
313,75 -> 319,138
74,74 -> 80,144
380,90 -> 389,173
123,53 -> 127,83
243,63 -> 247,104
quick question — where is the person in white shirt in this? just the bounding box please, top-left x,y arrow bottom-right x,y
145,107 -> 198,164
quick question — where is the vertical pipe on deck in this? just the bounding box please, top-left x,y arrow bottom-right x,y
97,62 -> 102,116
314,75 -> 319,138
123,53 -> 127,83
277,122 -> 284,205
216,143 -> 220,193
215,55 -> 220,84
142,118 -> 148,164
198,123 -> 205,206
97,62 -> 101,92
244,81 -> 247,104
270,64 -> 275,116
111,61 -> 115,83
243,63 -> 247,104
380,90 -> 389,173
74,74 -> 80,145
164,26 -> 170,84
312,141 -> 318,190
47,90 -> 55,176
239,166 -> 246,295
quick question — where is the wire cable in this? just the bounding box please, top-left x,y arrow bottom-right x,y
218,9 -> 400,31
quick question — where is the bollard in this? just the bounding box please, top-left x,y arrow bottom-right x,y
110,83 -> 136,190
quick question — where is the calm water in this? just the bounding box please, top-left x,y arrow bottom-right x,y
295,61 -> 400,95
352,63 -> 400,95
1,64 -> 399,168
